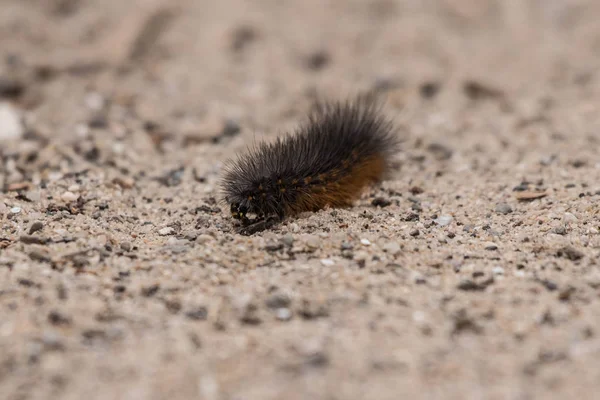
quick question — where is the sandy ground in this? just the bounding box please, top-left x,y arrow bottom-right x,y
1,0 -> 600,399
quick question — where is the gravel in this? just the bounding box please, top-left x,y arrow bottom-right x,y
495,203 -> 513,215
1,2 -> 600,400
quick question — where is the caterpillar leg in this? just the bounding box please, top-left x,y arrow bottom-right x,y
237,215 -> 280,236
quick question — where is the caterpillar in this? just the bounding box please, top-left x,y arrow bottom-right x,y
220,95 -> 399,235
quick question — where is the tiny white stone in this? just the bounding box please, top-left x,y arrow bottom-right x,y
0,102 -> 23,141
276,308 -> 292,321
320,259 -> 335,266
492,266 -> 505,275
10,206 -> 21,214
158,227 -> 175,236
434,215 -> 453,226
68,184 -> 80,192
360,238 -> 371,246
61,191 -> 78,202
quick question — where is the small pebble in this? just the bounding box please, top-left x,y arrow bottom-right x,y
276,308 -> 292,321
552,226 -> 567,235
409,229 -> 420,237
7,182 -> 29,191
457,279 -> 485,291
413,273 -> 427,284
0,102 -> 23,140
340,241 -> 353,250
371,197 -> 391,208
10,207 -> 21,214
495,203 -> 513,215
264,242 -> 284,252
360,238 -> 371,246
61,191 -> 78,202
556,246 -> 584,261
140,284 -> 160,297
513,183 -> 529,192
341,250 -> 354,260
484,242 -> 498,251
281,234 -> 295,247
20,235 -> 49,245
158,227 -> 175,236
320,259 -> 335,266
120,242 -> 132,252
265,293 -> 291,309
184,232 -> 198,241
28,221 -> 43,234
114,177 -> 135,189
404,213 -> 419,222
434,215 -> 453,226
427,143 -> 453,160
185,306 -> 208,321
492,266 -> 505,275
558,286 -> 575,301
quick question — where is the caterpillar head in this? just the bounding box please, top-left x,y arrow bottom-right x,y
228,194 -> 264,224
230,202 -> 248,220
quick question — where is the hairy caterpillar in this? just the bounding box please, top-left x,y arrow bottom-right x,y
220,95 -> 399,235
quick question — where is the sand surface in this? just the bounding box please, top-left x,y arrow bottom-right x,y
1,1 -> 600,399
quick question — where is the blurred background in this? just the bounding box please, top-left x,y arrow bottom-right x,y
2,0 -> 600,183
2,0 -> 600,132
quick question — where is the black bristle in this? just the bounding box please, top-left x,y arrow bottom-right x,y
220,94 -> 399,235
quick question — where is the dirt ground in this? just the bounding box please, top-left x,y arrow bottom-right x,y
1,0 -> 600,399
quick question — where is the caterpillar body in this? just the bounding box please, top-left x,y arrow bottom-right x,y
220,95 -> 399,235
